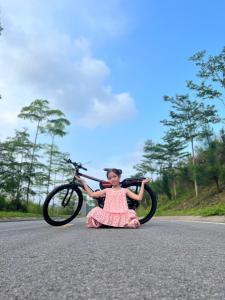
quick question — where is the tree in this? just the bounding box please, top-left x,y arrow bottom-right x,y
161,94 -> 220,197
133,140 -> 156,178
198,104 -> 220,146
50,150 -> 73,187
134,139 -> 163,177
42,112 -> 70,195
11,129 -> 33,203
0,129 -> 33,210
134,135 -> 187,200
0,139 -> 18,202
198,141 -> 222,192
187,47 -> 225,107
161,131 -> 188,199
18,99 -> 63,203
216,128 -> 225,182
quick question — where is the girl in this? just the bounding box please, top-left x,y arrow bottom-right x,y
75,168 -> 151,229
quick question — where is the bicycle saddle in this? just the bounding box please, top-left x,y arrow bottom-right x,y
103,168 -> 122,174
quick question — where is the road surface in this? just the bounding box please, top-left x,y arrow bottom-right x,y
0,217 -> 225,299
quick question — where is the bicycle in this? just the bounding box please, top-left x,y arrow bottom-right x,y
43,159 -> 157,226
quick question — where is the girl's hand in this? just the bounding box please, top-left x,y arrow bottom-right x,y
75,176 -> 85,184
142,178 -> 152,185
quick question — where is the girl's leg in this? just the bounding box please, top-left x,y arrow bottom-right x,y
126,218 -> 140,228
86,217 -> 102,228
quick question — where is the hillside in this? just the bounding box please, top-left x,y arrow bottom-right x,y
155,183 -> 225,217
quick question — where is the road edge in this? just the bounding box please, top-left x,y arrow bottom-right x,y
0,215 -> 224,223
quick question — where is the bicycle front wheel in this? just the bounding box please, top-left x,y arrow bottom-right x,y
122,181 -> 157,224
43,183 -> 83,226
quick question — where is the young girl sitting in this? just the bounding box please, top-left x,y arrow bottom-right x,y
75,168 -> 151,229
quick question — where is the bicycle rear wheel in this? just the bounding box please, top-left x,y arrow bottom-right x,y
122,181 -> 157,224
43,183 -> 83,226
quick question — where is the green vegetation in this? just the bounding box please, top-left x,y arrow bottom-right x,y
0,211 -> 43,219
156,184 -> 225,217
0,99 -> 73,217
134,46 -> 225,217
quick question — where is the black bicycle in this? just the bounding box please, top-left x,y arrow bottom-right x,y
43,159 -> 157,226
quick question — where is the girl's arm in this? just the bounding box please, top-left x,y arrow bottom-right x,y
75,176 -> 106,198
125,179 -> 152,201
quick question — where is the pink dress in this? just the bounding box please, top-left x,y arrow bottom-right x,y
86,187 -> 140,228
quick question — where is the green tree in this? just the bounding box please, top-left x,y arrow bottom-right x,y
0,129 -> 33,210
198,104 -> 220,146
12,129 -> 33,203
18,99 -> 64,203
42,112 -> 70,195
133,140 -> 156,178
217,128 -> 225,182
0,139 -> 17,202
48,150 -> 72,187
161,94 -> 220,197
197,141 -> 222,192
134,137 -> 186,200
187,47 -> 225,107
18,99 -> 62,203
161,131 -> 188,199
134,139 -> 164,177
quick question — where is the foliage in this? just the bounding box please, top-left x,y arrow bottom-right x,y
0,100 -> 71,212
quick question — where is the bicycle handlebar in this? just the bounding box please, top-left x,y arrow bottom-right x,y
63,158 -> 87,171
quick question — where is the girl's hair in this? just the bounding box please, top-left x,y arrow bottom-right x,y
106,168 -> 122,179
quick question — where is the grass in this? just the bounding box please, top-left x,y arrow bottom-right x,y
155,184 -> 225,217
155,204 -> 225,217
0,211 -> 43,219
0,210 -> 85,219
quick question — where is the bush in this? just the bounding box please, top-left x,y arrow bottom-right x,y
27,201 -> 42,214
0,195 -> 8,210
8,199 -> 28,212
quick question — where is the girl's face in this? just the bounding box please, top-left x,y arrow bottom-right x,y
107,171 -> 120,186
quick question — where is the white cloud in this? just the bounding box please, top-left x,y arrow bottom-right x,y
77,91 -> 137,128
0,0 -> 136,138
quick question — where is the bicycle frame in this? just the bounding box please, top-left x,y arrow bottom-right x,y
74,170 -> 146,190
67,159 -> 147,192
75,171 -> 112,188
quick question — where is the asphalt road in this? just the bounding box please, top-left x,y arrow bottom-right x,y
1,217 -> 225,300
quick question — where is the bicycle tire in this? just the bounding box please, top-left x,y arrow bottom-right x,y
121,181 -> 157,224
43,183 -> 83,226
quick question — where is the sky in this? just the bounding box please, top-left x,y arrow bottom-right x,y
0,0 -> 225,187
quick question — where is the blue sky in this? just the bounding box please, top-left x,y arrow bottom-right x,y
0,0 -> 225,184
